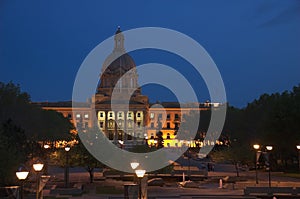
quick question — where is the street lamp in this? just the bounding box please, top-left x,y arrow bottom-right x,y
64,146 -> 71,188
33,159 -> 44,199
296,145 -> 300,171
253,144 -> 260,184
130,162 -> 139,184
16,166 -> 29,199
266,145 -> 273,188
130,162 -> 139,170
135,169 -> 146,199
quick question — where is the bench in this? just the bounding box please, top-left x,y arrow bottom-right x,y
244,187 -> 296,196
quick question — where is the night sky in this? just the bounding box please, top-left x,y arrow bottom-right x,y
1,1 -> 299,107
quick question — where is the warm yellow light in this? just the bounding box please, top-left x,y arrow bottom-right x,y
253,144 -> 260,150
130,162 -> 139,170
33,163 -> 44,172
16,171 -> 29,180
266,146 -> 273,151
135,169 -> 146,178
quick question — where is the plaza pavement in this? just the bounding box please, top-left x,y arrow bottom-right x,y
42,165 -> 300,199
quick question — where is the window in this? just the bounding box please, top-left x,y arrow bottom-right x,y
158,113 -> 162,119
167,114 -> 170,119
76,114 -> 81,118
175,114 -> 179,119
167,133 -> 171,139
100,112 -> 104,117
150,122 -> 154,128
109,112 -> 113,117
108,131 -> 114,140
85,122 -> 88,128
167,122 -> 170,129
137,122 -> 141,128
67,113 -> 72,119
128,121 -> 133,128
84,114 -> 89,119
150,113 -> 154,119
99,122 -> 104,128
108,120 -> 114,129
175,123 -> 179,129
119,112 -> 122,117
137,112 -> 141,117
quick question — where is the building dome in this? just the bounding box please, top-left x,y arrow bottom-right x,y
97,27 -> 139,95
101,27 -> 136,74
102,52 -> 136,74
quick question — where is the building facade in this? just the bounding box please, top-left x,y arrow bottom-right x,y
36,28 -> 223,148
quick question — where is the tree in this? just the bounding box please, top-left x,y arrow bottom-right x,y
50,130 -> 104,183
72,134 -> 104,183
0,81 -> 73,141
0,120 -> 33,185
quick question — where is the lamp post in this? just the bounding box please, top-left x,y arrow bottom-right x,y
130,162 -> 139,183
135,169 -> 146,199
253,144 -> 260,184
266,145 -> 273,188
33,160 -> 44,199
16,166 -> 29,199
43,144 -> 50,175
296,145 -> 300,171
64,146 -> 71,188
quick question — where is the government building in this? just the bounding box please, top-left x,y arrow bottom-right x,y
35,27 -> 223,148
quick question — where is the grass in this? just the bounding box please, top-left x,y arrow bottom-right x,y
95,186 -> 123,194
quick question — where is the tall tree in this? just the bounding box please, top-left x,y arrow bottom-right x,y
0,81 -> 73,141
0,120 -> 32,185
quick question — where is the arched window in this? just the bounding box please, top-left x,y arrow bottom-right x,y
166,133 -> 171,139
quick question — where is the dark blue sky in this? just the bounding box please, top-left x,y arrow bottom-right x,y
0,0 -> 299,107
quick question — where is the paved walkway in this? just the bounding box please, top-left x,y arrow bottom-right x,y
41,166 -> 300,199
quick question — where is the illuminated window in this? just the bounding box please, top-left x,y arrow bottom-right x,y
76,114 -> 81,118
150,113 -> 154,119
99,122 -> 104,128
84,114 -> 89,119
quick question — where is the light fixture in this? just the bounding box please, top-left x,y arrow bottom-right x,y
64,146 -> 71,152
296,145 -> 300,150
33,160 -> 44,172
130,162 -> 139,170
16,166 -> 29,180
43,144 -> 50,149
253,144 -> 260,150
135,169 -> 146,178
16,165 -> 29,199
266,146 -> 273,151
